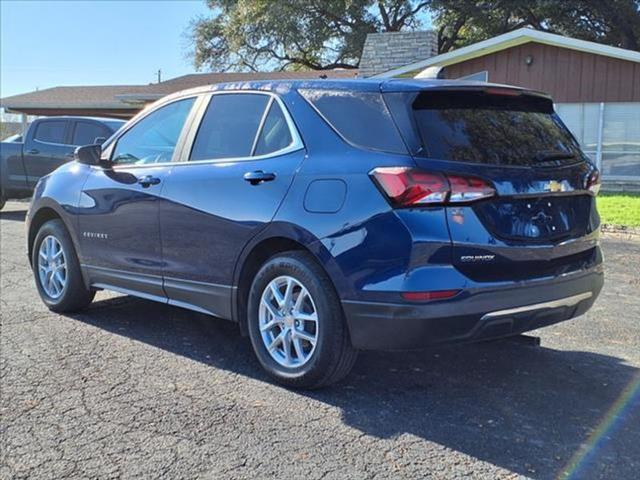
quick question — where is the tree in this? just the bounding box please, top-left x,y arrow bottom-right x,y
189,0 -> 432,71
433,0 -> 640,53
188,0 -> 640,72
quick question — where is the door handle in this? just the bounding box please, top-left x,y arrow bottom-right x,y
137,175 -> 161,188
27,148 -> 39,155
243,170 -> 276,185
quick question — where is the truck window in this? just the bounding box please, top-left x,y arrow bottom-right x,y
72,122 -> 112,146
34,121 -> 67,144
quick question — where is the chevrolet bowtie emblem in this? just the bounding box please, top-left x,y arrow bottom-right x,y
546,180 -> 564,192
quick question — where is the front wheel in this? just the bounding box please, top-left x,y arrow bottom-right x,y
32,219 -> 95,312
247,251 -> 357,389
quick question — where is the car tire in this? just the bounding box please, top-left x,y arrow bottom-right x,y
32,219 -> 95,312
0,195 -> 5,211
247,251 -> 357,389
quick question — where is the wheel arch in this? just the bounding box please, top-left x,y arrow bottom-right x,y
27,202 -> 76,264
232,223 -> 349,335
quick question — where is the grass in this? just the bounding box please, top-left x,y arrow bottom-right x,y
597,193 -> 640,227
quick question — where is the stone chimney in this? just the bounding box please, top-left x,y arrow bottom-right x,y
358,31 -> 438,78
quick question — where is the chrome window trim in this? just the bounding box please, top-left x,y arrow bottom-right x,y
250,96 -> 275,156
106,90 -> 304,170
181,90 -> 304,165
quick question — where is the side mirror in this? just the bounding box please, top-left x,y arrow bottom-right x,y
93,136 -> 107,145
74,144 -> 103,166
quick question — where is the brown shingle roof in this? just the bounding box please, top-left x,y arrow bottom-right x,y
1,85 -> 151,109
1,70 -> 359,114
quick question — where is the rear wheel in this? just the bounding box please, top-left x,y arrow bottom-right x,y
0,195 -> 5,210
247,251 -> 357,389
32,219 -> 95,312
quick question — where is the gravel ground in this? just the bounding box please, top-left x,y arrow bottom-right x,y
1,201 -> 639,479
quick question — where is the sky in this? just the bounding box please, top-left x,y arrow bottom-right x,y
0,0 -> 210,98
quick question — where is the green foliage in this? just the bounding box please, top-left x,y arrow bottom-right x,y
187,0 -> 640,71
597,193 -> 640,227
189,0 -> 431,71
433,0 -> 640,53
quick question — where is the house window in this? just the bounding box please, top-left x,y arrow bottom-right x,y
554,103 -> 599,163
556,102 -> 640,181
602,103 -> 640,179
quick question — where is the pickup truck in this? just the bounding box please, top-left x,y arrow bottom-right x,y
0,116 -> 124,209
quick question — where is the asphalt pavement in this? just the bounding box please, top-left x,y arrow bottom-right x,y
1,201 -> 639,479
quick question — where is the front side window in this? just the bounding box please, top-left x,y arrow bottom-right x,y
34,120 -> 67,144
112,98 -> 195,165
190,94 -> 270,161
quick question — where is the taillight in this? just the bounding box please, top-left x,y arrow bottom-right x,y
370,167 -> 495,207
586,169 -> 601,195
448,175 -> 496,203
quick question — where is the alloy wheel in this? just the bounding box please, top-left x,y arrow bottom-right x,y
259,275 -> 319,368
37,235 -> 67,299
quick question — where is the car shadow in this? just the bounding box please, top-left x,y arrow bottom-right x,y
0,209 -> 27,222
68,294 -> 639,479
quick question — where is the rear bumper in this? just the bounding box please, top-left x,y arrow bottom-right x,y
342,265 -> 604,350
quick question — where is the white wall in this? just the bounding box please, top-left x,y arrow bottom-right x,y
556,102 -> 640,180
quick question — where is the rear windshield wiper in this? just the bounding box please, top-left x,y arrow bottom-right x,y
533,151 -> 576,163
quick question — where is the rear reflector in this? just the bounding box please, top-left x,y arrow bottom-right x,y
371,167 -> 495,207
586,169 -> 601,195
401,290 -> 461,302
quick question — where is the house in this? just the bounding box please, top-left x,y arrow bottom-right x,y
0,70 -> 358,120
360,28 -> 640,190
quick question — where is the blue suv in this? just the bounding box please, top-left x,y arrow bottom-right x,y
27,79 -> 604,388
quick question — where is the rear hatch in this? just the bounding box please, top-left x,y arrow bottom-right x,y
384,85 -> 601,282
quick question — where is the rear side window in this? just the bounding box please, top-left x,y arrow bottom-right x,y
34,120 -> 67,144
406,91 -> 583,166
191,94 -> 270,161
254,101 -> 293,156
299,89 -> 407,154
72,122 -> 112,146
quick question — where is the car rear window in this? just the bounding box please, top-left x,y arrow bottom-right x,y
400,90 -> 583,166
299,89 -> 407,154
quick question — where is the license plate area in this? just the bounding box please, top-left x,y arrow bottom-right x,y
473,194 -> 593,244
